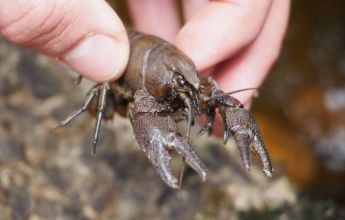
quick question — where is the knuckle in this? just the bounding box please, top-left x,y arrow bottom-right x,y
1,1 -> 76,56
1,3 -> 50,43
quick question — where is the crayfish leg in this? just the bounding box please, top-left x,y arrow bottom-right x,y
56,82 -> 111,157
91,83 -> 109,157
55,86 -> 100,129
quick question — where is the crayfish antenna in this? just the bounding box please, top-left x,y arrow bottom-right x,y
224,88 -> 259,96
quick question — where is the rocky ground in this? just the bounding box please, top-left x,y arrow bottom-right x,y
0,37 -> 344,220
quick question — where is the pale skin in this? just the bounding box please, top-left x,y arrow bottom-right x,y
0,0 -> 290,133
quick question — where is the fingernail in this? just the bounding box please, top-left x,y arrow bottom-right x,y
62,34 -> 128,82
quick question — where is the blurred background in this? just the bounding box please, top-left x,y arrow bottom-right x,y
1,0 -> 345,219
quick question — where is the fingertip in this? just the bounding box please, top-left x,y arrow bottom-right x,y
175,1 -> 272,71
62,33 -> 129,82
213,0 -> 290,103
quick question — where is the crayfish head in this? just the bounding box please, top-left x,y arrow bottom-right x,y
172,60 -> 200,92
145,48 -> 201,102
171,74 -> 192,96
162,48 -> 201,92
170,73 -> 204,110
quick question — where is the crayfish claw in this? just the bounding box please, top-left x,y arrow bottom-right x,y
233,131 -> 251,171
153,145 -> 179,188
220,106 -> 272,176
165,133 -> 207,181
251,136 -> 273,177
129,112 -> 181,188
198,110 -> 215,137
128,97 -> 207,188
223,129 -> 230,145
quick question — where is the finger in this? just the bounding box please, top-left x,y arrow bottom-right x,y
211,0 -> 290,138
127,0 -> 180,42
176,0 -> 273,71
182,0 -> 207,21
214,0 -> 291,105
0,0 -> 129,82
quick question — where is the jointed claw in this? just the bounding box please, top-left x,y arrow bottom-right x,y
201,88 -> 272,177
128,90 -> 207,188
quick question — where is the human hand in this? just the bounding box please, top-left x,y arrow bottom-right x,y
1,0 -> 290,136
128,0 -> 290,106
0,0 -> 129,82
128,0 -> 290,135
1,0 -> 289,100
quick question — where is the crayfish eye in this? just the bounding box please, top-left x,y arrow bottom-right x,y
178,78 -> 186,87
173,74 -> 187,87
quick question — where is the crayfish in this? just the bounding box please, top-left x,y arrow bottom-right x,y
57,31 -> 272,188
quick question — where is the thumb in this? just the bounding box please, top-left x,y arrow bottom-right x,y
0,0 -> 129,82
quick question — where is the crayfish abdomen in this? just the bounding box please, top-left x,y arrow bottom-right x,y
57,31 -> 272,188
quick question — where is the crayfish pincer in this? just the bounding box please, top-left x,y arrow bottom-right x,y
57,31 -> 272,188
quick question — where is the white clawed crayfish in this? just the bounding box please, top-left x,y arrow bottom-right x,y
57,31 -> 272,189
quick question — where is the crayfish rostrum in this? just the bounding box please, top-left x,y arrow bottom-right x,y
57,31 -> 272,188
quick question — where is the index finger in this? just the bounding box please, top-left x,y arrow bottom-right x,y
176,0 -> 272,72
